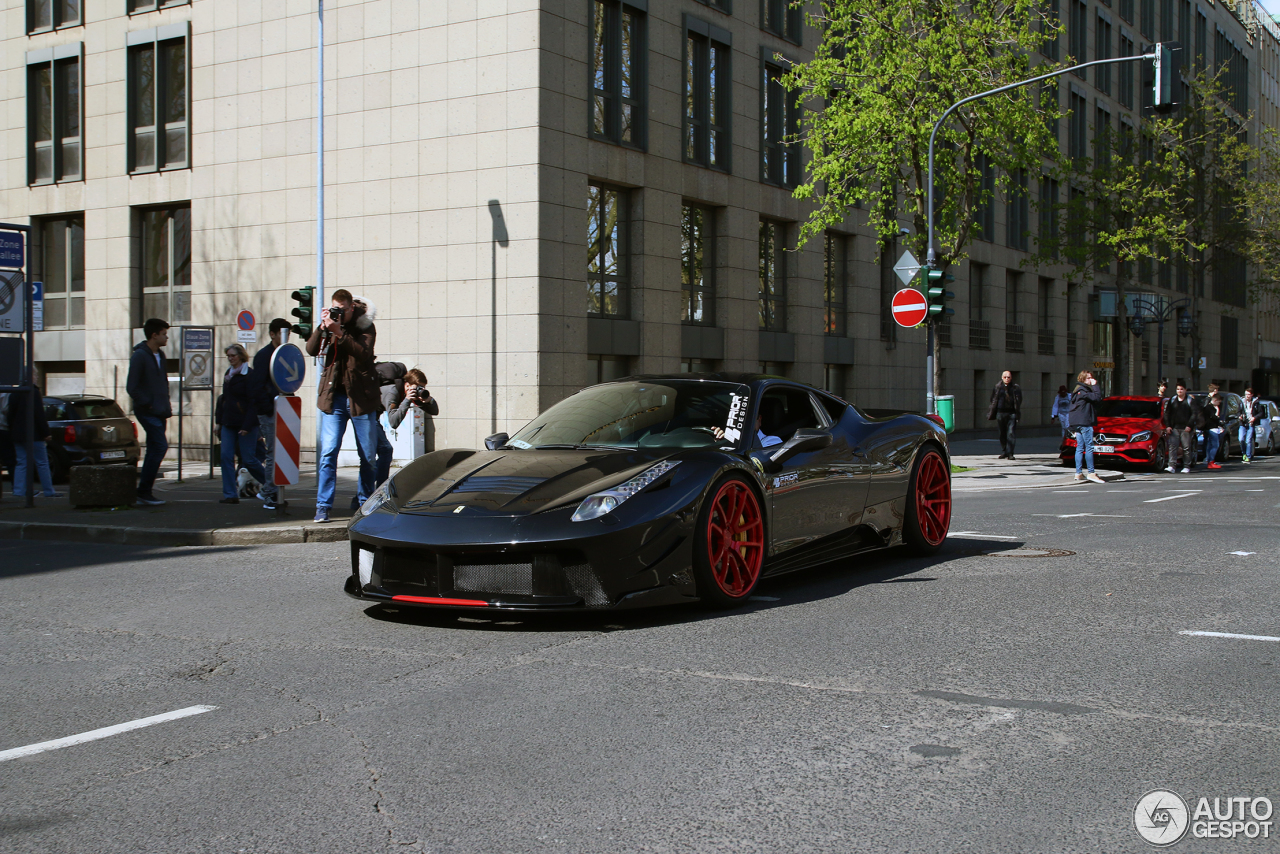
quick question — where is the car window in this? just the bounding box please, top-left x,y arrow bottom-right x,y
42,400 -> 73,420
72,401 -> 126,419
756,387 -> 822,446
1095,399 -> 1161,419
814,391 -> 848,424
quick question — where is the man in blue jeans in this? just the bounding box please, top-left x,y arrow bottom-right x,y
305,289 -> 379,523
1068,369 -> 1106,484
126,318 -> 172,506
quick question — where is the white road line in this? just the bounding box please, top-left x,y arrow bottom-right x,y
1145,492 -> 1199,503
0,705 -> 217,763
1051,513 -> 1131,518
949,532 -> 1020,539
1180,630 -> 1280,643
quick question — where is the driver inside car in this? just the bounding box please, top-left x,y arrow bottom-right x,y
710,413 -> 781,447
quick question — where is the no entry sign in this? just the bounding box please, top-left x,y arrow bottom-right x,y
891,288 -> 929,328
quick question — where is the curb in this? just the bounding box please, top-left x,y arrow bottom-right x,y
0,520 -> 349,547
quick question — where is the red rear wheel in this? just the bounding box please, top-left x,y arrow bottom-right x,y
904,447 -> 951,554
694,475 -> 765,606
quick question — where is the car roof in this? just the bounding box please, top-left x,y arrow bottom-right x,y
619,372 -> 793,386
43,394 -> 117,403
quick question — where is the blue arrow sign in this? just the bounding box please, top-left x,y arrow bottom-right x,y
269,343 -> 306,395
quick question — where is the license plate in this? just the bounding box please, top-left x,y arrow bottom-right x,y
1092,445 -> 1115,453
101,450 -> 126,460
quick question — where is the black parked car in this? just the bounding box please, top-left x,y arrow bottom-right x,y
43,395 -> 141,481
346,374 -> 952,613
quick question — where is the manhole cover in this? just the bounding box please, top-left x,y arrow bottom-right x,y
985,547 -> 1076,558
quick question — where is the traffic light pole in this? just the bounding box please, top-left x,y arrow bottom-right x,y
923,47 -> 1175,414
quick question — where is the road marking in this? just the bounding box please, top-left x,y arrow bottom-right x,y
0,705 -> 217,763
1145,492 -> 1199,503
1179,630 -> 1280,643
1228,551 -> 1256,556
949,532 -> 1020,539
1246,489 -> 1264,492
1050,513 -> 1131,518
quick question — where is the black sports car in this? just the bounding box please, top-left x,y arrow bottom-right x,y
345,374 -> 951,612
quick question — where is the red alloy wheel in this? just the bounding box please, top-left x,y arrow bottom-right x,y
704,480 -> 765,597
913,451 -> 951,547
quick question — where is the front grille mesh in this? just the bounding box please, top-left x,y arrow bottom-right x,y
563,563 -> 609,607
453,562 -> 534,595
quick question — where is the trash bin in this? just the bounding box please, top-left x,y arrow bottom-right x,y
935,395 -> 955,434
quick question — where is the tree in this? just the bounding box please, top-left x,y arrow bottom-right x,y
784,0 -> 1059,400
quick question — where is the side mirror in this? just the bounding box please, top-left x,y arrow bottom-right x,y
484,432 -> 509,450
768,428 -> 833,467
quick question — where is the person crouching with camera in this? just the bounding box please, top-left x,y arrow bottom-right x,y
389,368 -> 438,432
305,288 -> 379,523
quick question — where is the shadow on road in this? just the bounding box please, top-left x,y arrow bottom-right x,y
0,539 -> 252,579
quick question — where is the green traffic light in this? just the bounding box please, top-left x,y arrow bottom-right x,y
925,268 -> 954,316
290,286 -> 314,338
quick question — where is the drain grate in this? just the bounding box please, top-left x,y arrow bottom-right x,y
984,547 -> 1076,558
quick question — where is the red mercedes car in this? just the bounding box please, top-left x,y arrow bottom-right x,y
1060,396 -> 1167,471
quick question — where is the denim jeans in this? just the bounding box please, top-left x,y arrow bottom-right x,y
1074,425 -> 1095,474
220,426 -> 268,499
13,440 -> 56,497
317,393 -> 379,510
996,414 -> 1018,456
257,414 -> 278,499
372,420 -> 394,491
1205,429 -> 1222,463
1239,424 -> 1256,458
136,414 -> 168,496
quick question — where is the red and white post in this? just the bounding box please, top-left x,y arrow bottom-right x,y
274,395 -> 302,514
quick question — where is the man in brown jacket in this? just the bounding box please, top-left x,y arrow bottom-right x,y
306,288 -> 379,522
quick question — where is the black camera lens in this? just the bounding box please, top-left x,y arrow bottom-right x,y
328,307 -> 343,321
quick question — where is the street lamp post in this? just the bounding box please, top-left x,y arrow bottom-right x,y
1127,296 -> 1192,388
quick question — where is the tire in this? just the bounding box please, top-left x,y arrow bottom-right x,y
1149,440 -> 1168,473
904,446 -> 951,555
1267,433 -> 1276,456
693,474 -> 766,608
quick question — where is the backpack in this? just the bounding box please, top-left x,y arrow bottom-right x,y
374,361 -> 406,386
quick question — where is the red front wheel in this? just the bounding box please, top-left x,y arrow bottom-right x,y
694,475 -> 765,607
904,447 -> 951,554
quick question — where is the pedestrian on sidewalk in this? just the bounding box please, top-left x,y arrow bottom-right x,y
1068,370 -> 1105,484
987,370 -> 1022,459
388,368 -> 439,457
372,358 -> 406,497
8,387 -> 62,498
305,289 -> 379,523
126,318 -> 171,506
250,318 -> 291,509
1162,382 -> 1202,473
1240,387 -> 1264,463
215,344 -> 268,504
1050,385 -> 1071,438
1203,393 -> 1226,470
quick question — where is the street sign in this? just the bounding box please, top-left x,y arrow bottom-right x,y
237,310 -> 256,330
183,351 -> 214,388
236,309 -> 257,344
31,281 -> 42,331
183,327 -> 213,352
274,395 -> 303,485
270,342 -> 306,395
891,288 -> 929,328
0,232 -> 23,269
893,250 -> 921,286
0,271 -> 24,332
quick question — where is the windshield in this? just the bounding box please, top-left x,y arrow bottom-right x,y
44,399 -> 127,420
508,380 -> 749,450
1095,399 -> 1161,419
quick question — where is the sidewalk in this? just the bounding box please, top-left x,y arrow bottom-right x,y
948,434 -> 1129,490
0,463 -> 368,547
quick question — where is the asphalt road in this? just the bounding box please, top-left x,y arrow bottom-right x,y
2,456 -> 1278,853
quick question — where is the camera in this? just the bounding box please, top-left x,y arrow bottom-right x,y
327,306 -> 343,322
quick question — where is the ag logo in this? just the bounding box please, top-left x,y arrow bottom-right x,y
1135,790 -> 1190,846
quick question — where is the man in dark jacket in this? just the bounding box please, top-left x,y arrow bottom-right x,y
125,318 -> 171,505
250,318 -> 291,508
8,388 -> 60,499
1240,387 -> 1265,462
304,289 -> 378,522
989,370 -> 1023,459
1068,369 -> 1105,483
1162,381 -> 1202,473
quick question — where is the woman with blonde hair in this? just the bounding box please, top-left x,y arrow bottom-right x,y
215,343 -> 268,503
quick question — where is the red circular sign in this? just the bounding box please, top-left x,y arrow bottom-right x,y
891,288 -> 928,328
237,310 -> 256,331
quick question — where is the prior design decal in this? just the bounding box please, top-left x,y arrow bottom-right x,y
724,393 -> 749,443
773,472 -> 799,488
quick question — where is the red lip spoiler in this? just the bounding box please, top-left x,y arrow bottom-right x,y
391,595 -> 489,607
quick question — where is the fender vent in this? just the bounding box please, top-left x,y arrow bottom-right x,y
452,476 -> 546,495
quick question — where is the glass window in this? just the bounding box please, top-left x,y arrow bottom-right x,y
682,204 -> 715,325
973,153 -> 996,242
685,29 -> 731,170
33,215 -> 85,329
823,232 -> 848,336
1040,0 -> 1061,60
1007,169 -> 1030,252
589,0 -> 646,148
128,0 -> 190,12
759,220 -> 787,331
1070,0 -> 1089,78
587,184 -> 629,318
762,0 -> 802,43
1141,0 -> 1154,40
28,0 -> 80,32
1095,15 -> 1112,95
1119,0 -> 1134,23
28,55 -> 81,185
130,35 -> 188,172
586,355 -> 630,385
1038,176 -> 1059,259
762,61 -> 800,187
139,206 -> 191,325
1118,33 -> 1135,109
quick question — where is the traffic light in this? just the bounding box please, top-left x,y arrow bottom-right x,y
925,267 -> 955,318
290,287 -> 314,339
1152,42 -> 1181,113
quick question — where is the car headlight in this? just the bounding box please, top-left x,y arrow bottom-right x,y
359,478 -> 397,517
571,461 -> 681,522
1130,431 -> 1152,443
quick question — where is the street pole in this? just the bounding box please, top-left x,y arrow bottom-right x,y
315,0 -> 325,476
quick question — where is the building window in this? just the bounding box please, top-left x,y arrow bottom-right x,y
680,358 -> 718,373
587,184 -> 629,318
28,0 -> 80,32
1007,169 -> 1030,251
1068,90 -> 1088,165
589,0 -> 646,148
1215,28 -> 1248,117
1040,0 -> 1061,61
682,204 -> 715,325
1119,0 -> 1134,23
1095,14 -> 1112,95
139,206 -> 191,325
823,232 -> 848,336
1193,9 -> 1206,72
1039,176 -> 1059,258
1220,315 -> 1238,369
129,0 -> 190,12
762,0 -> 802,43
1141,0 -> 1154,39
1160,0 -> 1173,40
762,59 -> 800,187
759,220 -> 787,331
684,18 -> 731,171
974,153 -> 996,241
128,27 -> 189,173
587,355 -> 630,385
695,0 -> 731,11
1179,0 -> 1190,50
1118,33 -> 1135,109
823,365 -> 845,397
1069,0 -> 1088,78
27,49 -> 82,185
33,215 -> 85,329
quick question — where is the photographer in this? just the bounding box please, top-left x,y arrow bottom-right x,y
305,289 -> 379,523
389,368 -> 439,432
